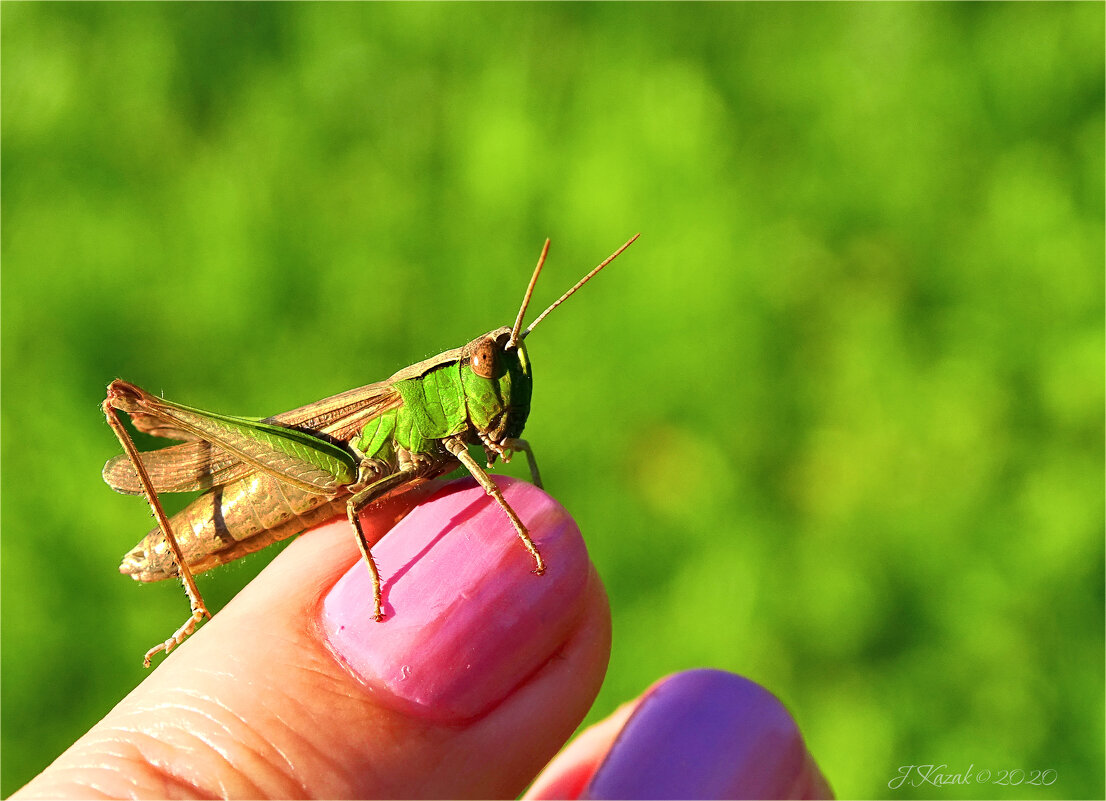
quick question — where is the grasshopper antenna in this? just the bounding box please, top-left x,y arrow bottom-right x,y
509,238 -> 551,348
522,233 -> 640,339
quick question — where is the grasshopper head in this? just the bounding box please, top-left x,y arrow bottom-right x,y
461,327 -> 532,441
463,327 -> 527,381
460,235 -> 638,444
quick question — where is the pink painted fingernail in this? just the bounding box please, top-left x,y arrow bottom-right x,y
321,476 -> 589,722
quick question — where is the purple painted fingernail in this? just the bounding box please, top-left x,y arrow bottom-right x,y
583,669 -> 832,800
321,476 -> 589,723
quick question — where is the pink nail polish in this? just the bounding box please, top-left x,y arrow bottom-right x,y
321,476 -> 589,722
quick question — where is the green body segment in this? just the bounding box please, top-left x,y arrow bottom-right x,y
355,339 -> 533,462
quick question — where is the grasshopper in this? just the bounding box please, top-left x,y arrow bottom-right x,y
103,235 -> 638,667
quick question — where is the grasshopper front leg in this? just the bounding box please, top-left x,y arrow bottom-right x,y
502,437 -> 543,489
103,383 -> 211,668
444,436 -> 546,575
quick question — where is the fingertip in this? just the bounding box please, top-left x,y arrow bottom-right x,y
580,670 -> 833,800
322,476 -> 591,722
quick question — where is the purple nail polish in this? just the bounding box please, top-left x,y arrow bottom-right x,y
320,476 -> 590,723
582,669 -> 832,800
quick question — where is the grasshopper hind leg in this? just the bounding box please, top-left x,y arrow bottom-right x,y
144,606 -> 208,668
103,385 -> 212,668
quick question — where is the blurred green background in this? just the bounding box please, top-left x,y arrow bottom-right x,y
2,3 -> 1102,798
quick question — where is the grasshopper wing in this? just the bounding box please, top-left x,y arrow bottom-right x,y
104,380 -> 403,495
104,439 -> 249,495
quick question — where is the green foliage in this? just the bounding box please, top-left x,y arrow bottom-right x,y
2,4 -> 1102,797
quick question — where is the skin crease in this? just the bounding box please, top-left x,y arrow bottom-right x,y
15,480 -> 612,800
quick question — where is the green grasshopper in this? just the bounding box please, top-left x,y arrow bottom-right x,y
103,235 -> 638,667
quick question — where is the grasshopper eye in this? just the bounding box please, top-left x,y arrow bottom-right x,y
469,337 -> 500,379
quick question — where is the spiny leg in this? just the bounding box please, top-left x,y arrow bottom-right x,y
444,436 -> 546,575
502,437 -> 543,489
103,394 -> 210,668
345,469 -> 421,620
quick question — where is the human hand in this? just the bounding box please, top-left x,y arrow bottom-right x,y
14,477 -> 829,799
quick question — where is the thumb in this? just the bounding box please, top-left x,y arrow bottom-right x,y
15,477 -> 611,799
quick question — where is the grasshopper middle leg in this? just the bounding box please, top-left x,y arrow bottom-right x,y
345,468 -> 422,620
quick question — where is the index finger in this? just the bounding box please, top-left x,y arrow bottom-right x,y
15,477 -> 611,799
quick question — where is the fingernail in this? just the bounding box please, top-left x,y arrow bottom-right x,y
321,476 -> 589,723
583,669 -> 832,800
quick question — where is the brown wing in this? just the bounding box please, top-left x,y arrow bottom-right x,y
128,411 -> 204,441
103,439 -> 247,495
268,379 -> 405,441
103,380 -> 404,495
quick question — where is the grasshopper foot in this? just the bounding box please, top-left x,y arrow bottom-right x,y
143,606 -> 209,668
